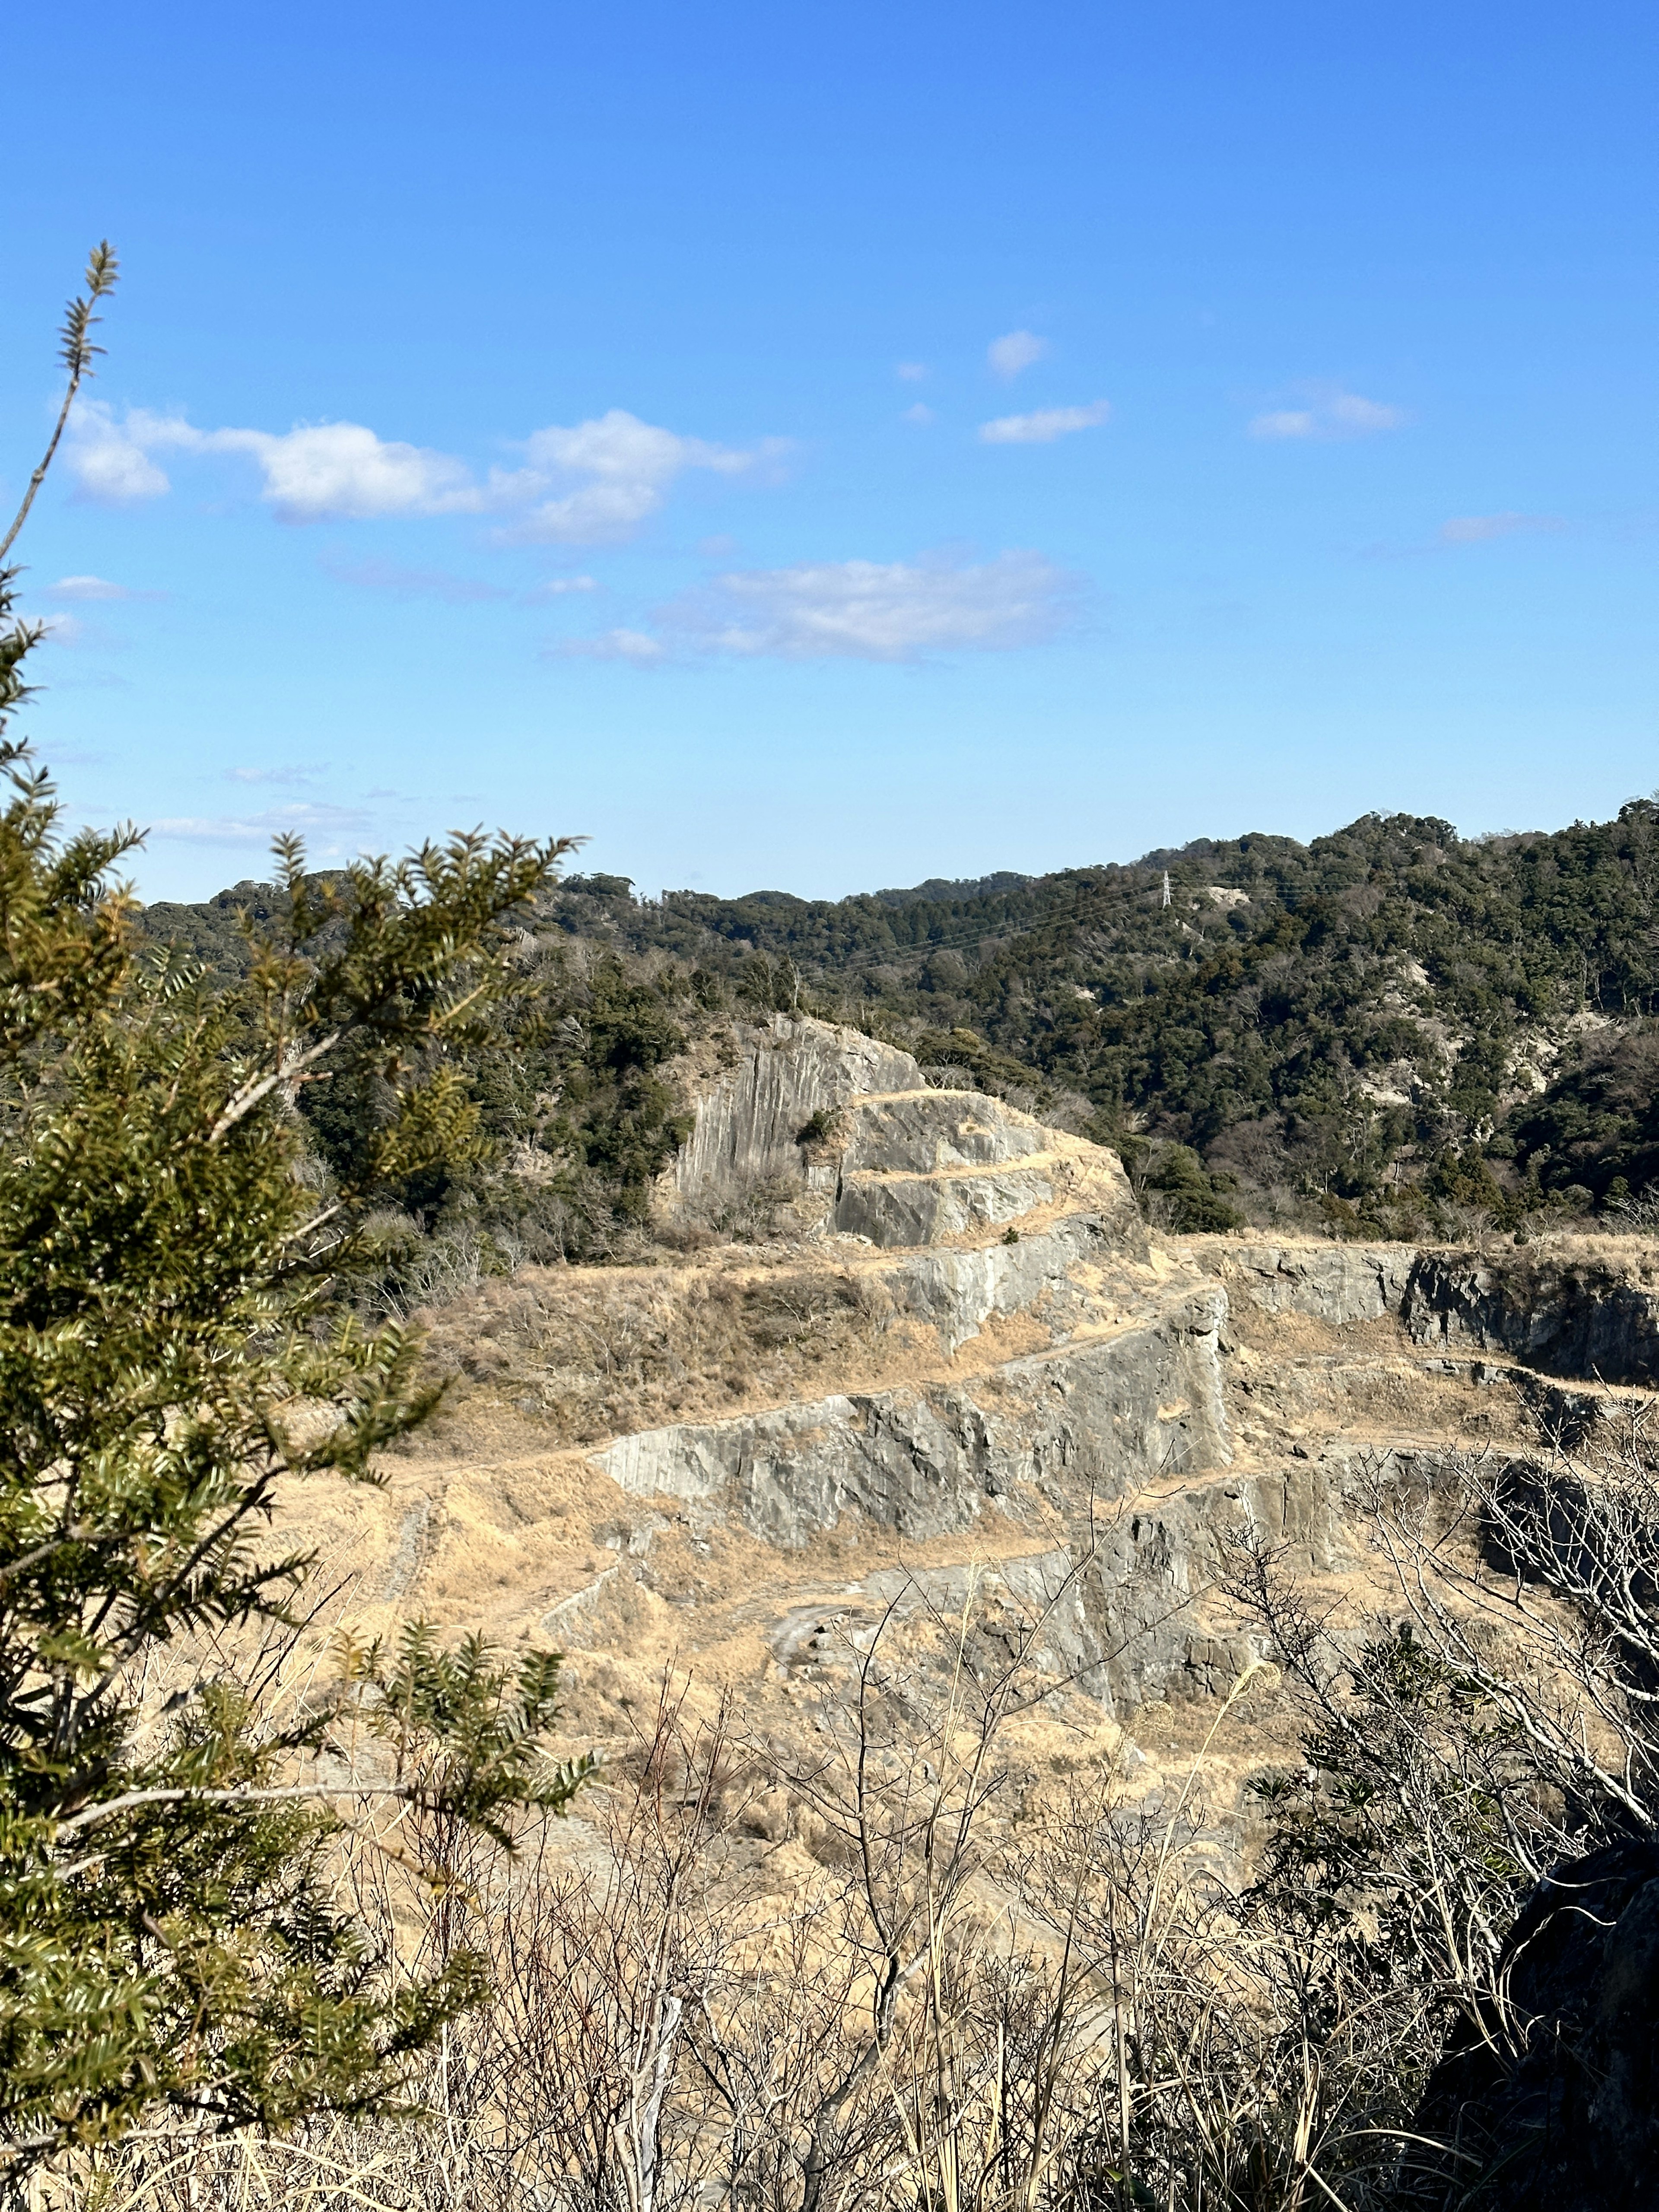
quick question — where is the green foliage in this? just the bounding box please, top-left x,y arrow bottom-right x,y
0,423 -> 591,2172
140,880 -> 699,1262
486,802 -> 1659,1228
1137,1142 -> 1245,1233
151,799 -> 1659,1237
1508,1024 -> 1659,1203
1250,1625 -> 1536,1975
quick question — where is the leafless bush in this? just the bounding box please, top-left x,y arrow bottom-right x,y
69,1415 -> 1659,2212
1373,1405 -> 1659,1836
1602,1186 -> 1659,1234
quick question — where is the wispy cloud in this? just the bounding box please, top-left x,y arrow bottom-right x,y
568,550 -> 1081,665
979,400 -> 1110,445
903,403 -> 935,427
1437,512 -> 1564,546
987,330 -> 1049,380
66,401 -> 786,545
562,627 -> 668,665
330,559 -> 598,602
1249,388 -> 1408,440
494,412 -> 785,544
150,800 -> 373,843
45,574 -> 162,602
523,575 -> 599,600
896,361 -> 929,382
35,611 -> 133,653
226,764 -> 328,785
38,612 -> 89,648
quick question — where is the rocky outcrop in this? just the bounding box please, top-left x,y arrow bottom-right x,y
1403,1251 -> 1659,1388
595,1289 -> 1231,1548
1411,1835 -> 1659,2211
836,1162 -> 1058,1245
591,1020 -> 1281,1712
671,1018 -> 924,1205
1205,1238 -> 1659,1391
837,1090 -> 1049,1175
1212,1242 -> 1416,1327
594,1026 -> 1655,1733
880,1213 -> 1140,1354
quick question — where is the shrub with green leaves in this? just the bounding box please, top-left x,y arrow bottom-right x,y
0,249 -> 591,2186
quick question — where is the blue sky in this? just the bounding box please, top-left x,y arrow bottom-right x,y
4,0 -> 1655,901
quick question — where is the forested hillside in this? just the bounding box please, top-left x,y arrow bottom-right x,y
142,795 -> 1659,1248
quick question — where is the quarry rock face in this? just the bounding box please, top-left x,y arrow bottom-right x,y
595,1287 -> 1231,1549
670,1017 -> 925,1204
1201,1237 -> 1659,1389
538,1020 -> 1652,1722
589,1018 -> 1292,1712
1213,1241 -> 1416,1326
1402,1249 -> 1659,1387
331,1015 -> 1658,1765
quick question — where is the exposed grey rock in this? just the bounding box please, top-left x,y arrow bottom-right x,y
594,1290 -> 1233,1548
1208,1237 -> 1659,1392
756,1451 -> 1362,1720
643,1020 -> 1657,1732
1403,1250 -> 1659,1387
835,1165 -> 1057,1246
839,1091 -> 1048,1175
671,1017 -> 924,1205
1214,1242 -> 1417,1325
880,1213 -> 1126,1353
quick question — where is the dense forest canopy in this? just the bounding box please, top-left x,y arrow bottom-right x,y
143,795 -> 1659,1247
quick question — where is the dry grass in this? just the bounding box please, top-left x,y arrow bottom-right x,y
410,1254 -> 926,1444
59,1592 -> 1444,2212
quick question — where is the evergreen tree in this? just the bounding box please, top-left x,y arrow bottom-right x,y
0,248 -> 589,2184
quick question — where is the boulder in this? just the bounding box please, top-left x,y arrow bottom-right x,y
1410,1836 -> 1659,2210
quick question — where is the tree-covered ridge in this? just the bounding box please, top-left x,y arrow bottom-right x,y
146,797 -> 1659,1241
558,801 -> 1659,1228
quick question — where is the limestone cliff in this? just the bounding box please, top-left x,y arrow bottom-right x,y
279,1014 -> 1659,1799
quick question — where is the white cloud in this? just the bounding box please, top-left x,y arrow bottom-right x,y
498,411 -> 782,544
65,404 -> 182,499
68,402 -> 477,520
150,800 -> 373,842
222,423 -> 478,521
226,764 -> 327,785
903,403 -> 934,426
561,627 -> 669,664
1249,388 -> 1408,440
46,574 -> 158,602
648,549 -> 1079,662
65,400 -> 781,543
524,575 -> 599,599
1437,512 -> 1563,546
979,400 -> 1111,445
988,330 -> 1049,380
896,361 -> 929,382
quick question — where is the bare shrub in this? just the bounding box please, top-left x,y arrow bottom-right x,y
67,1411 -> 1659,2212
